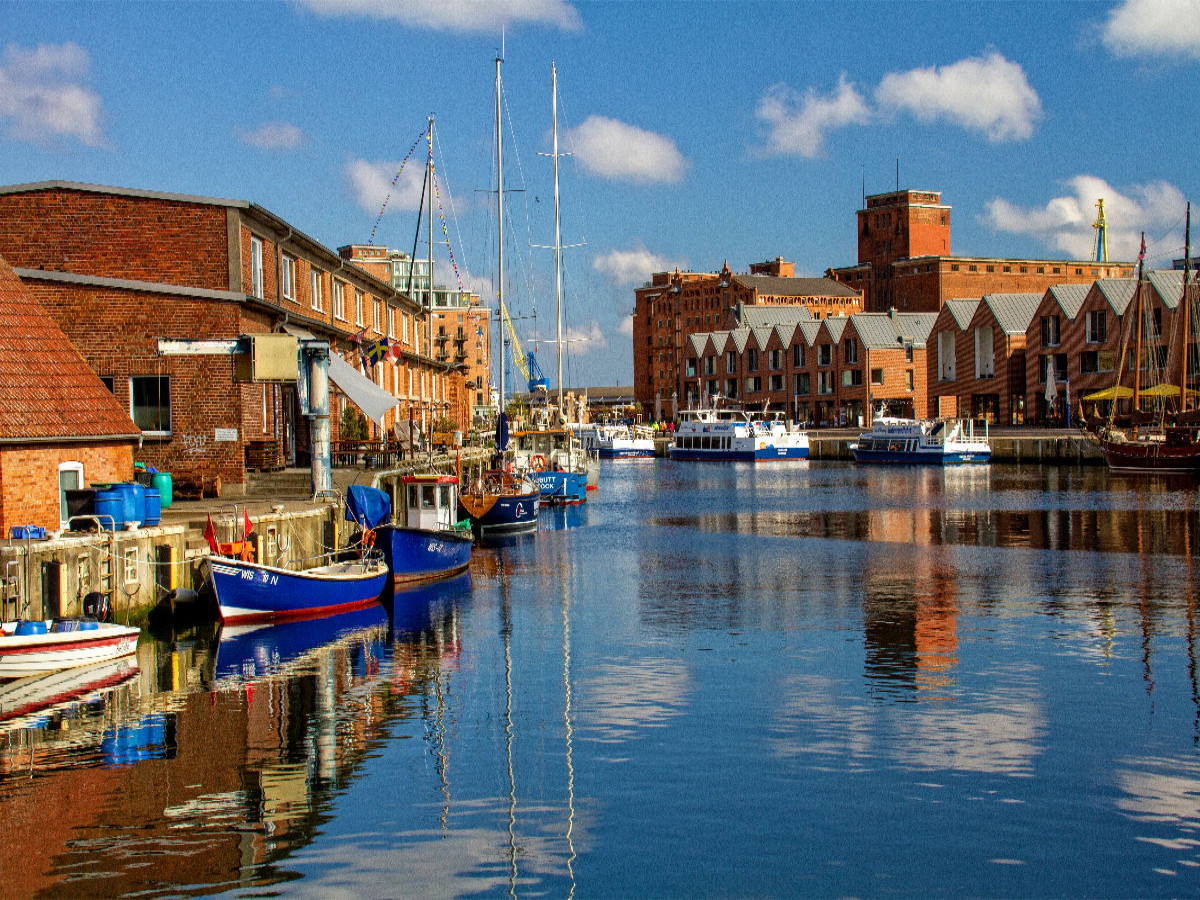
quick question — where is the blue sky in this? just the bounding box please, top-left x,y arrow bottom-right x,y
2,0 -> 1198,388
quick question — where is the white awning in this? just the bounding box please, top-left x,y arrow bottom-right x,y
327,352 -> 399,425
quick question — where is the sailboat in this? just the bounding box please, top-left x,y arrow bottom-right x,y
1094,204 -> 1200,473
509,62 -> 596,505
456,54 -> 541,535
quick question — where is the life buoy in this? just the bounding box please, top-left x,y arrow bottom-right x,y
531,454 -> 547,471
363,529 -> 375,548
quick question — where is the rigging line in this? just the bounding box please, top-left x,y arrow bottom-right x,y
433,125 -> 473,297
368,128 -> 429,246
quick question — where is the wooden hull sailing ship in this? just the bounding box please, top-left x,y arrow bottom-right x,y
1090,206 -> 1200,473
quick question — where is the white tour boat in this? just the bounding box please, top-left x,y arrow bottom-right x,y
670,407 -> 809,461
850,414 -> 990,464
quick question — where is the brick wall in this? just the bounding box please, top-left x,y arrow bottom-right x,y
0,189 -> 230,290
0,442 -> 134,534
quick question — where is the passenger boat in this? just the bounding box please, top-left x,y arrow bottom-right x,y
578,423 -> 656,458
850,414 -> 990,464
1091,210 -> 1200,474
206,552 -> 388,625
347,480 -> 473,585
670,405 -> 809,461
0,618 -> 140,678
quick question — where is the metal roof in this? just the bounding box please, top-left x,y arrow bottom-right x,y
944,299 -> 982,330
981,293 -> 1042,335
1045,283 -> 1090,319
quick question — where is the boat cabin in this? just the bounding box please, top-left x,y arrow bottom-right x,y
401,474 -> 460,531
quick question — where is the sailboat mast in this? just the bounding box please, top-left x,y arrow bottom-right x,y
495,56 -> 506,412
1133,234 -> 1145,410
552,62 -> 564,414
1180,203 -> 1192,413
427,115 -> 435,383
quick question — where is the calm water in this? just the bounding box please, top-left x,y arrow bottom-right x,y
3,461 -> 1200,898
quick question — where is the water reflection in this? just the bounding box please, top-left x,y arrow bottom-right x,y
0,576 -> 471,899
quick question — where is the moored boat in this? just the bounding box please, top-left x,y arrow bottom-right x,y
670,405 -> 809,461
457,467 -> 540,535
850,414 -> 990,464
578,423 -> 656,458
0,618 -> 140,678
348,479 -> 473,585
206,553 -> 388,625
512,423 -> 590,504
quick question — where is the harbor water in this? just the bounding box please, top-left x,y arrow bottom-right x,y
2,460 -> 1200,897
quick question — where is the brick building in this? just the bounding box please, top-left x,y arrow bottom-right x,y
632,258 -> 862,411
829,189 -> 1134,313
681,308 -> 934,426
0,181 -> 458,492
338,244 -> 492,425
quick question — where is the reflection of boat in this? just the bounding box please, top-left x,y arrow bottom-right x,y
212,602 -> 390,683
0,618 -> 140,678
670,404 -> 809,461
348,481 -> 473,585
0,654 -> 139,725
1094,211 -> 1200,473
851,414 -> 990,464
206,553 -> 389,625
578,423 -> 656,458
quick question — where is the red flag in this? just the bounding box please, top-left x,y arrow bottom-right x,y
203,515 -> 218,553
244,507 -> 253,540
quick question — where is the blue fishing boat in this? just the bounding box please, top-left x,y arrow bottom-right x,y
457,467 -> 540,535
205,552 -> 388,625
346,481 -> 473,586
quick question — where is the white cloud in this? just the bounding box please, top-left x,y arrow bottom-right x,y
0,42 -> 105,147
345,157 -> 427,215
875,52 -> 1041,142
593,245 -> 676,286
983,176 -> 1187,262
1102,0 -> 1200,60
236,122 -> 304,150
754,75 -> 870,158
566,115 -> 688,184
297,0 -> 581,33
617,314 -> 634,337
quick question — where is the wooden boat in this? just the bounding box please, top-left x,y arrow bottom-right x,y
1093,209 -> 1200,473
850,414 -> 990,464
670,403 -> 809,461
348,480 -> 473,585
206,552 -> 388,625
0,618 -> 140,678
457,466 -> 540,535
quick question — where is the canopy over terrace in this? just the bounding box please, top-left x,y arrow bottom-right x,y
326,351 -> 400,426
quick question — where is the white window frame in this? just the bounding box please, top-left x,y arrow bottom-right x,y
58,461 -> 84,528
333,280 -> 346,321
250,236 -> 264,298
123,547 -> 138,586
355,290 -> 365,327
311,269 -> 325,312
281,253 -> 296,301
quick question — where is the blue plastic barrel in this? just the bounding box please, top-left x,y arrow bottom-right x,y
15,621 -> 47,636
113,482 -> 146,528
143,487 -> 161,526
93,485 -> 125,530
150,472 -> 172,508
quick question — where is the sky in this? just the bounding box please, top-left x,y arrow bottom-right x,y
2,0 -> 1199,389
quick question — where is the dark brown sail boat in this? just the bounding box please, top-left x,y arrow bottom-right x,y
1096,204 -> 1200,473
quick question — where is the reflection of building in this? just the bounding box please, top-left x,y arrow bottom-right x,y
340,245 -> 492,424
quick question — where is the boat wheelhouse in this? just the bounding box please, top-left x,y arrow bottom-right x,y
669,407 -> 809,461
850,416 -> 990,464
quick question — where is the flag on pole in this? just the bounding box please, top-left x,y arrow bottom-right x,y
243,507 -> 253,541
203,515 -> 218,553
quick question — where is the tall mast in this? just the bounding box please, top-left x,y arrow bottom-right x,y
1180,203 -> 1192,411
1133,233 -> 1145,409
552,62 -> 564,414
427,115 -> 435,390
495,55 -> 505,410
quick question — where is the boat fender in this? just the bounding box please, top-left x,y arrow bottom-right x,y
531,454 -> 546,471
363,529 -> 375,548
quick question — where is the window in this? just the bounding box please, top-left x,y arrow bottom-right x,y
1040,315 -> 1061,347
726,351 -> 737,374
58,462 -> 83,527
1081,351 -> 1113,374
1086,309 -> 1106,343
131,375 -> 171,434
725,378 -> 738,398
250,236 -> 264,298
355,290 -> 365,327
843,338 -> 858,364
769,349 -> 782,370
905,369 -> 914,391
311,270 -> 325,312
870,368 -> 884,385
795,373 -> 810,396
333,280 -> 346,320
818,345 -> 832,366
704,357 -> 716,375
388,307 -> 396,338
747,348 -> 759,371
975,326 -> 995,378
904,342 -> 914,363
123,547 -> 138,586
686,358 -> 697,377
745,376 -> 761,393
769,374 -> 783,391
281,253 -> 296,300
793,344 -> 805,367
373,299 -> 381,333
842,369 -> 863,387
817,371 -> 834,395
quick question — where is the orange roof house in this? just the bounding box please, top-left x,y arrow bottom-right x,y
0,254 -> 139,534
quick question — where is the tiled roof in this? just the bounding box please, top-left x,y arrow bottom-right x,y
687,333 -> 708,356
1095,278 -> 1138,315
730,328 -> 751,353
982,293 -> 1042,335
891,312 -> 937,347
0,256 -> 139,442
1148,269 -> 1185,309
733,274 -> 860,299
797,321 -> 823,345
751,325 -> 775,347
822,317 -> 849,342
850,314 -> 902,350
735,305 -> 815,328
1046,284 -> 1090,318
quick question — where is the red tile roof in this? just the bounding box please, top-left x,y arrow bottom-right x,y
0,255 -> 139,442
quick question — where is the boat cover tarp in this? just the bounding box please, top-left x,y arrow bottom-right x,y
345,485 -> 391,529
327,353 -> 400,424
